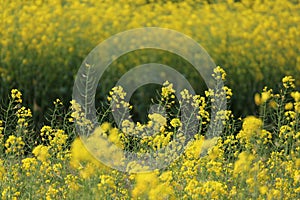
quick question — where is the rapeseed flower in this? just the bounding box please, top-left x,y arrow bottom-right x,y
161,81 -> 175,100
237,116 -> 262,142
21,158 -> 38,176
170,118 -> 181,128
282,76 -> 295,89
0,159 -> 5,180
4,135 -> 25,156
233,151 -> 255,177
32,145 -> 50,162
10,89 -> 22,103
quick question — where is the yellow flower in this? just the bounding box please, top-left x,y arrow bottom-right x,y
2,186 -> 20,200
131,171 -> 162,199
108,127 -> 123,148
21,158 -> 38,176
98,174 -> 116,190
101,122 -> 111,133
291,91 -> 300,102
49,129 -> 68,152
170,118 -> 181,128
0,120 -> 3,136
254,93 -> 261,105
46,184 -> 59,199
202,137 -> 220,158
149,113 -> 166,125
237,116 -> 262,142
32,145 -> 50,162
79,163 -> 95,179
161,81 -> 175,99
11,89 -> 22,103
269,100 -> 277,109
70,137 -> 110,173
233,151 -> 255,177
148,183 -> 174,200
159,170 -> 173,183
207,160 -> 222,176
16,106 -> 32,120
285,102 -> 294,110
261,91 -> 271,104
70,137 -> 94,169
185,136 -> 205,159
282,76 -> 295,88
0,159 -> 5,180
40,125 -> 52,137
229,186 -> 237,197
201,181 -> 228,199
259,186 -> 268,195
65,174 -> 80,191
53,98 -> 63,106
267,189 -> 281,200
213,66 -> 226,81
121,119 -> 135,134
184,178 -> 199,195
148,113 -> 167,132
5,135 -> 25,156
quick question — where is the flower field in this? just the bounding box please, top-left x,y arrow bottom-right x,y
1,69 -> 300,199
0,0 -> 300,199
1,0 -> 299,119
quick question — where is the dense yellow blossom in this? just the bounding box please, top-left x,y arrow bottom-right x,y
0,159 -> 5,180
10,89 -> 22,103
0,78 -> 300,198
64,174 -> 80,191
131,170 -> 174,199
237,116 -> 263,142
70,137 -> 104,170
1,0 -> 298,118
4,135 -> 25,156
0,1 -> 300,193
32,145 -> 50,162
148,113 -> 167,132
170,118 -> 181,128
233,151 -> 255,177
161,81 -> 175,100
282,76 -> 296,89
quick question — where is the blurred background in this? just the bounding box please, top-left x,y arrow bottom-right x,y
1,0 -> 299,128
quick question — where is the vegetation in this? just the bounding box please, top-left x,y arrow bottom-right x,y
0,0 -> 299,199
